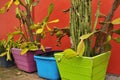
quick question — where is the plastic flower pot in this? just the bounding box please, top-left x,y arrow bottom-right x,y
54,51 -> 111,80
0,56 -> 14,67
34,51 -> 62,80
11,47 -> 51,72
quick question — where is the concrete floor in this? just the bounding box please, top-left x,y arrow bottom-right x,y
0,66 -> 45,80
0,66 -> 120,80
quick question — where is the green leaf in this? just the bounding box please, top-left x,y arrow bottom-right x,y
32,0 -> 40,6
112,18 -> 120,25
14,0 -> 20,5
46,24 -> 51,31
103,43 -> 111,52
63,49 -> 77,58
0,52 -> 7,57
77,39 -> 85,57
11,31 -> 23,36
104,35 -> 111,44
0,0 -> 13,14
48,3 -> 54,16
6,0 -> 13,10
0,7 -> 6,14
107,35 -> 111,42
113,37 -> 120,43
8,34 -> 13,41
25,0 -> 32,5
48,19 -> 59,24
36,27 -> 44,34
80,31 -> 96,40
30,23 -> 39,30
41,45 -> 45,52
16,8 -> 21,19
29,0 -> 33,5
6,51 -> 11,61
29,46 -> 38,51
113,29 -> 120,35
20,42 -> 28,49
40,3 -> 54,27
56,31 -> 61,37
21,48 -> 29,55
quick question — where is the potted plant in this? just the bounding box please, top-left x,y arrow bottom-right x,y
54,0 -> 120,80
33,26 -> 70,79
0,0 -> 59,72
0,35 -> 15,67
34,51 -> 62,80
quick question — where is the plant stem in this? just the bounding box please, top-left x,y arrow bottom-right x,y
25,4 -> 34,42
94,0 -> 120,54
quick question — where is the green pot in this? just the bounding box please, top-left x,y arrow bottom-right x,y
54,51 -> 111,80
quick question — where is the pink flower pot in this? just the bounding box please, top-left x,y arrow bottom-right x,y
11,47 -> 51,72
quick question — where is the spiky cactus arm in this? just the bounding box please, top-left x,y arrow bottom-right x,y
70,0 -> 92,52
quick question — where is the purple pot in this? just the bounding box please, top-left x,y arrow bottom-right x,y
11,47 -> 51,72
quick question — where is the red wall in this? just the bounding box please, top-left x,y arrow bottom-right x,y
34,0 -> 71,50
0,0 -> 120,74
0,0 -> 19,39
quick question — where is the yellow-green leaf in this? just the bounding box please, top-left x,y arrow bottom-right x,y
6,51 -> 11,61
32,0 -> 40,6
6,0 -> 13,10
8,34 -> 13,41
20,42 -> 28,49
29,46 -> 38,51
77,39 -> 85,57
48,3 -> 54,16
0,7 -> 6,14
0,0 -> 13,14
113,29 -> 120,35
112,18 -> 120,25
25,0 -> 32,5
103,43 -> 111,52
21,48 -> 29,55
80,32 -> 96,40
63,49 -> 77,58
14,0 -> 20,5
46,24 -> 51,31
48,19 -> 59,24
0,52 -> 7,57
41,45 -> 45,52
36,27 -> 44,34
16,8 -> 21,19
30,23 -> 39,30
113,37 -> 120,43
106,35 -> 111,43
11,31 -> 23,35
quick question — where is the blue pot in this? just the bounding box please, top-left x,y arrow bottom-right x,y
34,51 -> 62,80
0,56 -> 14,67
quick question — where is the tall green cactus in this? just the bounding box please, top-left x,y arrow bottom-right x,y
70,0 -> 92,56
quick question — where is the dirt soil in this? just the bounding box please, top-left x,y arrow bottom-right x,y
0,66 -> 45,80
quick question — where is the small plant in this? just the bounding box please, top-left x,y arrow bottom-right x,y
0,0 -> 59,55
0,34 -> 19,60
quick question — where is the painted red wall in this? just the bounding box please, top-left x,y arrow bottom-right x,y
34,0 -> 71,50
0,0 -> 19,39
0,0 -> 120,74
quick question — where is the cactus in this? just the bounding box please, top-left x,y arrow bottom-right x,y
70,0 -> 92,56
